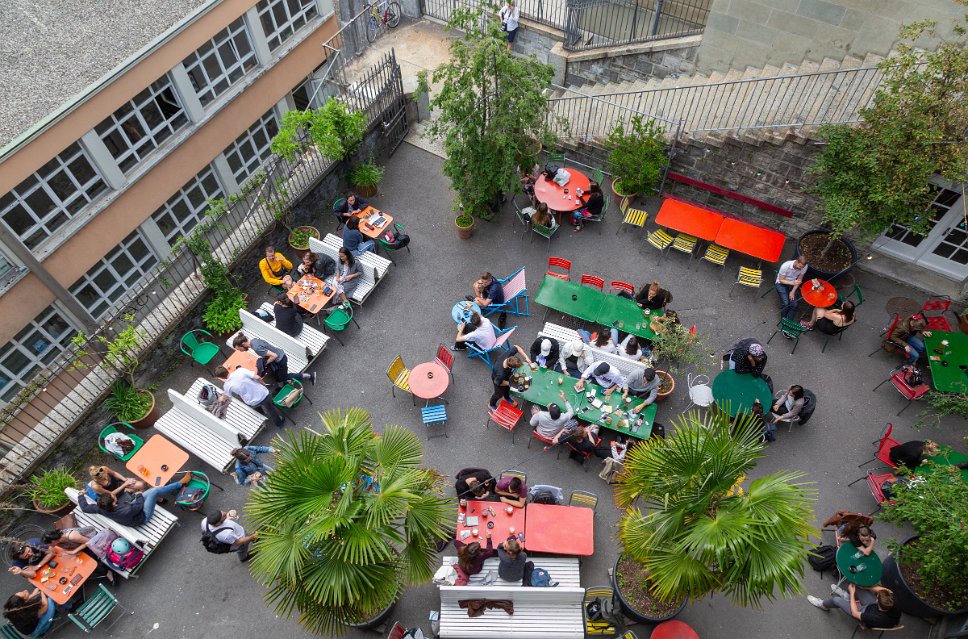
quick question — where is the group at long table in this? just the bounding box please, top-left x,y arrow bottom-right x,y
535,276 -> 664,340
456,499 -> 594,556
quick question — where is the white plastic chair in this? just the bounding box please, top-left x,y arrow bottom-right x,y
684,373 -> 714,413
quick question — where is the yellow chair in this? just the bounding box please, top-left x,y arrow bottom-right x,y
647,228 -> 674,254
500,469 -> 527,485
671,232 -> 698,257
569,490 -> 598,511
583,586 -> 617,636
386,355 -> 414,405
729,266 -> 764,296
619,196 -> 648,233
701,243 -> 730,272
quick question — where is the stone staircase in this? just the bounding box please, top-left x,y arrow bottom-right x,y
549,51 -> 888,147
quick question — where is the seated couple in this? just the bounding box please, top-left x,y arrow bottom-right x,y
79,464 -> 193,528
454,468 -> 527,507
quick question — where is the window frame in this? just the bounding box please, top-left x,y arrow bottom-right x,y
182,17 -> 258,107
222,109 -> 280,186
0,305 -> 77,405
150,166 -> 225,244
69,229 -> 160,320
257,0 -> 320,52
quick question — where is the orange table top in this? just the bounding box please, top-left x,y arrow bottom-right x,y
288,274 -> 333,313
524,503 -> 594,556
456,500 -> 525,546
655,198 -> 724,241
29,547 -> 98,605
651,620 -> 700,639
533,170 -> 591,212
354,206 -> 393,239
801,278 -> 838,308
409,362 -> 450,400
224,349 -> 259,374
715,217 -> 786,262
127,434 -> 189,487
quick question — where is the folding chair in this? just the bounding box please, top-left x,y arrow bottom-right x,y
858,423 -> 899,468
467,326 -> 516,371
618,196 -> 648,233
386,355 -> 415,405
846,471 -> 897,514
434,343 -> 456,381
512,193 -> 532,237
581,196 -> 607,232
500,469 -> 527,485
528,427 -> 562,458
332,197 -> 346,230
569,490 -> 598,511
580,274 -> 604,291
868,314 -> 904,358
480,267 -> 529,318
647,228 -> 674,259
484,399 -> 524,444
837,283 -> 864,308
67,583 -> 129,632
873,366 -> 930,415
729,266 -> 764,296
564,434 -> 602,471
700,243 -> 730,273
920,295 -> 952,331
670,232 -> 698,258
547,151 -> 565,164
387,622 -> 408,639
547,256 -> 571,280
531,219 -> 559,245
609,280 -> 635,296
766,318 -> 808,354
583,586 -> 618,636
821,322 -> 850,353
851,623 -> 905,638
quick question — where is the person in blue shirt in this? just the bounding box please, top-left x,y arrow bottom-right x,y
341,217 -> 376,256
231,446 -> 275,487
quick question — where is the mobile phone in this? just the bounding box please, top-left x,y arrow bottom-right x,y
517,532 -> 526,543
47,561 -> 58,569
154,476 -> 161,486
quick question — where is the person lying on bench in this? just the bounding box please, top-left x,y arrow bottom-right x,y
80,473 -> 192,527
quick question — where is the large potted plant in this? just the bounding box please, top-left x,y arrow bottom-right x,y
287,225 -> 320,260
878,466 -> 968,617
606,115 -> 668,205
647,321 -> 709,400
349,159 -> 385,198
26,467 -> 77,517
613,411 -> 816,622
247,408 -> 454,635
455,205 -> 475,240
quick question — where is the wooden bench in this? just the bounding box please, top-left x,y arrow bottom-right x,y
318,233 -> 392,279
541,322 -> 652,379
227,308 -> 328,372
438,585 -> 585,638
65,487 -> 179,579
439,556 -> 581,588
257,302 -> 330,356
308,235 -> 391,305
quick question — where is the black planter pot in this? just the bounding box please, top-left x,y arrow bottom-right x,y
796,230 -> 858,280
612,555 -> 687,624
882,537 -> 968,619
348,595 -> 398,631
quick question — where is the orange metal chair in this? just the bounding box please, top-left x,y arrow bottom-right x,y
609,280 -> 635,296
547,256 -> 572,280
484,399 -> 524,444
858,423 -> 900,469
868,314 -> 904,358
873,367 -> 930,415
580,274 -> 604,291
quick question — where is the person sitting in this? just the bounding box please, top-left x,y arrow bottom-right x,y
808,583 -> 900,630
494,475 -> 527,508
497,537 -> 527,582
39,529 -> 116,584
774,256 -> 808,323
728,338 -> 768,377
840,522 -> 877,556
341,217 -> 376,256
889,439 -> 941,470
889,315 -> 932,365
636,280 -> 672,310
232,333 -> 315,388
469,272 -> 505,312
86,465 -> 148,505
764,385 -> 806,439
530,202 -> 555,229
454,312 -> 496,351
824,510 -> 874,548
625,367 -> 660,413
571,181 -> 604,232
232,446 -> 275,487
7,539 -> 54,579
273,294 -> 304,337
280,274 -> 295,291
561,340 -> 593,378
259,245 -> 292,289
560,422 -> 610,460
454,534 -> 495,577
454,468 -> 496,500
575,362 -> 625,396
803,300 -> 856,334
333,192 -> 368,225
4,588 -> 57,638
323,247 -> 360,309
520,164 -> 541,204
617,334 -> 647,361
81,473 -> 193,527
529,337 -> 561,371
295,252 -> 319,277
592,330 -> 617,354
530,392 -> 574,443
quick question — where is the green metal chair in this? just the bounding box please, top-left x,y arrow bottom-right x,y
175,470 -> 223,512
179,329 -> 221,367
0,622 -> 26,639
273,378 -> 313,425
530,218 -> 559,245
67,583 -> 129,633
377,222 -> 410,264
767,318 -> 809,354
592,168 -> 605,185
838,283 -> 864,307
547,152 -> 565,164
324,303 -> 360,346
97,422 -> 144,462
332,197 -> 347,230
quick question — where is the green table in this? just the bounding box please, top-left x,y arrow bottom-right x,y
711,370 -> 773,417
835,542 -> 882,587
535,277 -> 603,323
920,447 -> 968,482
509,366 -> 657,440
923,331 -> 968,393
597,295 -> 659,341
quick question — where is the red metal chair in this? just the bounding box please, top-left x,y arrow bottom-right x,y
527,427 -> 562,459
848,471 -> 897,514
434,343 -> 455,381
609,280 -> 635,296
868,314 -> 903,358
580,274 -> 604,291
564,433 -> 602,472
873,367 -> 930,415
387,622 -> 407,639
484,399 -> 524,444
858,423 -> 900,468
920,296 -> 952,331
547,256 -> 572,280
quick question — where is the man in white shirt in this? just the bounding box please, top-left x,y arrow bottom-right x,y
453,312 -> 497,351
575,362 -> 625,396
214,365 -> 285,428
775,257 -> 808,322
498,0 -> 520,51
202,510 -> 258,562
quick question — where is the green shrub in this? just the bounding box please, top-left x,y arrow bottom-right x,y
203,289 -> 246,334
606,115 -> 668,195
26,467 -> 77,509
105,381 -> 154,422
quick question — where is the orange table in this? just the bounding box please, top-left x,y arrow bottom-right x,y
29,547 -> 98,605
533,170 -> 591,212
354,206 -> 394,239
224,349 -> 259,373
409,362 -> 449,401
288,274 -> 333,314
655,198 -> 724,241
524,503 -> 594,556
457,500 -> 525,546
801,278 -> 837,308
127,434 -> 189,487
715,217 -> 786,263
651,620 -> 700,639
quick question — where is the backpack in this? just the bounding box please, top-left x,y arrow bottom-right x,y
201,525 -> 236,554
585,596 -> 615,622
807,544 -> 836,573
902,365 -> 923,387
198,383 -> 220,408
382,228 -> 410,249
105,545 -> 145,571
254,308 -> 274,323
528,566 -> 556,587
531,490 -> 557,505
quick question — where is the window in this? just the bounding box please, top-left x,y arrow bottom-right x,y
150,166 -> 225,243
69,230 -> 159,319
223,109 -> 279,185
0,143 -> 108,250
182,17 -> 257,107
0,251 -> 27,293
95,78 -> 188,174
0,306 -> 76,404
257,0 -> 319,51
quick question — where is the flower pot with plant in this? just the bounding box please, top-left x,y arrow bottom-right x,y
26,467 -> 77,517
349,160 -> 385,198
288,225 -> 320,260
455,208 -> 475,240
202,289 -> 246,336
648,320 -> 708,399
606,115 -> 668,206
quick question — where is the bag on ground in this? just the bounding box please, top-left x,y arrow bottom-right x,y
807,544 -> 836,572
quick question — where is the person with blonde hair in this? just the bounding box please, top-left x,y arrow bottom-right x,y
85,465 -> 147,505
497,536 -> 527,582
636,280 -> 672,310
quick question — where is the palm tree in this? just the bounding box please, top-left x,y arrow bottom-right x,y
247,408 -> 454,635
614,410 -> 817,607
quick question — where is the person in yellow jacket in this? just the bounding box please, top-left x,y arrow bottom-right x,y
259,246 -> 292,288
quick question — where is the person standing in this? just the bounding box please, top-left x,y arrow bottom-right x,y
214,365 -> 286,428
259,245 -> 292,289
202,510 -> 258,562
489,345 -> 528,409
774,256 -> 808,324
231,333 -> 315,388
498,0 -> 520,51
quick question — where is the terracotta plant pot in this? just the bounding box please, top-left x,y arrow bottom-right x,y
655,370 -> 675,401
128,391 -> 160,429
610,178 -> 636,208
32,499 -> 76,518
455,216 -> 475,240
355,184 -> 378,198
288,225 -> 320,261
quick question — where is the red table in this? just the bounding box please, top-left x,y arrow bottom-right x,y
457,500 -> 525,546
801,278 -> 837,308
655,198 -> 724,241
409,362 -> 449,401
533,171 -> 591,212
523,503 -> 594,556
715,217 -> 786,263
354,206 -> 394,239
127,434 -> 189,487
29,547 -> 98,605
651,620 -> 700,639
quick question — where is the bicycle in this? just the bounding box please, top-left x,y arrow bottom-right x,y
365,0 -> 401,42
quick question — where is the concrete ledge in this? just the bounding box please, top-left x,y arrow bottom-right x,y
550,33 -> 702,62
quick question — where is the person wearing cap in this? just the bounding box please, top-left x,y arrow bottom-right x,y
529,337 -> 561,371
561,340 -> 593,378
575,361 -> 625,395
728,337 -> 768,377
625,367 -> 660,412
530,390 -> 574,440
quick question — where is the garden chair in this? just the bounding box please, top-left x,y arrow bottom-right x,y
700,243 -> 730,273
647,228 -> 674,260
97,422 -> 144,462
377,222 -> 410,264
67,583 -> 129,632
531,217 -> 559,245
386,355 -> 415,405
580,274 -> 604,291
868,314 -> 903,358
581,195 -> 608,232
569,490 -> 598,511
820,321 -> 851,353
919,295 -> 952,331
421,405 -> 448,439
851,622 -> 904,638
858,423 -> 899,469
729,266 -> 763,296
434,343 -> 456,381
670,232 -> 698,258
837,283 -> 865,308
547,256 -> 571,280
582,586 -> 617,636
0,623 -> 26,639
467,326 -> 516,371
484,399 -> 523,444
387,622 -> 408,639
547,151 -> 565,164
873,366 -> 930,415
273,379 -> 312,424
500,469 -> 527,485
563,433 -> 602,471
512,193 -> 532,237
527,427 -> 562,458
618,195 -> 648,233
847,471 -> 897,514
480,267 -> 529,318
766,318 -> 808,354
683,374 -> 714,413
609,280 -> 634,296
323,303 -> 360,346
592,168 -> 605,184
180,329 -> 221,367
331,197 -> 346,230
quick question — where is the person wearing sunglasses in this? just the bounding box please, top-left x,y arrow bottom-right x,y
6,539 -> 54,579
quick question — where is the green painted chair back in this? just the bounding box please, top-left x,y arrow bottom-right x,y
68,584 -> 120,632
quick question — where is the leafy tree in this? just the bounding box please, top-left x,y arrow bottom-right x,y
247,409 -> 453,635
430,7 -> 556,220
615,410 -> 817,607
271,98 -> 367,163
606,115 -> 668,195
810,7 -> 968,243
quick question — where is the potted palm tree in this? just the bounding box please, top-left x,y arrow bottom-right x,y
613,410 -> 817,622
247,408 -> 454,635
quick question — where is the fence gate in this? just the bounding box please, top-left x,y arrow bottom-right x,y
344,50 -> 409,155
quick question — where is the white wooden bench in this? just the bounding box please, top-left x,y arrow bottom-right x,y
541,322 -> 652,378
318,233 -> 392,279
66,487 -> 180,579
257,302 -> 330,356
439,556 -> 581,588
186,377 -> 265,440
438,585 -> 585,638
227,308 -> 328,372
308,235 -> 390,305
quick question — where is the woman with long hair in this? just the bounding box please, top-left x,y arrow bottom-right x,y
497,536 -> 528,582
571,182 -> 603,232
325,247 -> 361,308
454,533 -> 495,576
4,589 -> 55,637
803,300 -> 856,334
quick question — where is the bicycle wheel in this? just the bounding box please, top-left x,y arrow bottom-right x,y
366,13 -> 379,42
387,2 -> 401,28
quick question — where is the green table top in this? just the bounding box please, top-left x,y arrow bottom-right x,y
835,542 -> 882,587
923,331 -> 968,393
535,277 -> 604,323
711,370 -> 773,417
596,295 -> 660,341
509,366 -> 657,440
919,448 -> 968,482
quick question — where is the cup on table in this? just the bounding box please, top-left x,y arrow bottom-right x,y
459,499 -> 467,509
506,506 -> 513,515
509,526 -> 515,534
472,528 -> 479,537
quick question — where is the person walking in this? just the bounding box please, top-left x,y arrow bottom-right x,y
202,510 -> 258,562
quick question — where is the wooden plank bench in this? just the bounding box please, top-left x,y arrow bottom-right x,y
318,233 -> 392,279
186,377 -> 265,442
66,487 -> 180,579
439,556 -> 581,588
308,235 -> 390,305
226,308 -> 328,372
438,585 -> 585,638
541,322 -> 652,379
257,302 -> 330,356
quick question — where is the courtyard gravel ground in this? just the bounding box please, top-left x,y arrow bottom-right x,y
4,143 -> 962,639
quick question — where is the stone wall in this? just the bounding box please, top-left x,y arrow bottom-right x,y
697,0 -> 962,73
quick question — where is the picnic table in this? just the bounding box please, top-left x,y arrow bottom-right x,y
711,370 -> 772,417
655,198 -> 724,241
596,294 -> 659,341
510,365 -> 657,440
715,217 -> 786,263
533,170 -> 591,212
523,503 -> 594,556
835,542 -> 882,587
126,434 -> 189,487
923,331 -> 967,394
457,500 -> 525,545
28,547 -> 98,605
536,276 -> 663,339
354,205 -> 394,239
